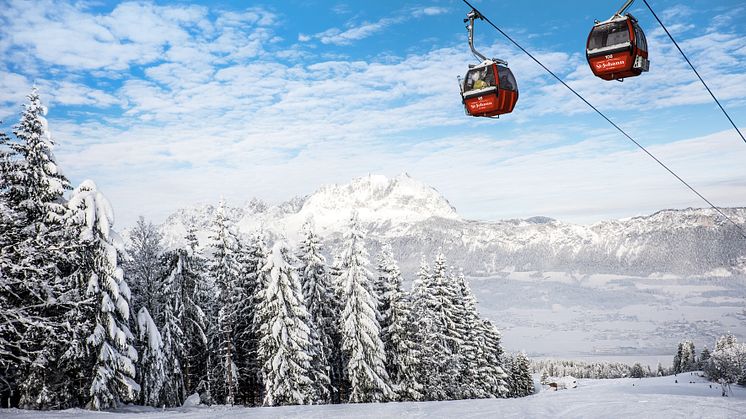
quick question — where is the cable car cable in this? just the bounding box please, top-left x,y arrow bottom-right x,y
460,0 -> 746,239
641,0 -> 746,145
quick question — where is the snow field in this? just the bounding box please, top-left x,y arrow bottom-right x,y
4,374 -> 745,418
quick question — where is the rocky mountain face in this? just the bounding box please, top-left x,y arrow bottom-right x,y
157,173 -> 746,277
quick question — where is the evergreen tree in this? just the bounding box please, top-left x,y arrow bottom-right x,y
376,243 -> 422,401
656,362 -> 665,376
235,232 -> 266,405
673,342 -> 683,374
326,255 -> 347,404
630,362 -> 646,379
137,308 -> 165,407
0,91 -> 72,409
256,241 -> 314,406
180,227 -> 211,399
158,253 -> 187,406
66,180 -> 139,410
207,200 -> 241,405
338,214 -> 393,403
453,271 -> 490,399
5,88 -> 70,225
297,222 -> 333,403
680,340 -> 696,372
124,217 -> 164,323
700,346 -> 711,370
123,217 -> 170,405
410,256 -> 446,400
410,253 -> 460,400
512,352 -> 534,396
478,319 -> 509,398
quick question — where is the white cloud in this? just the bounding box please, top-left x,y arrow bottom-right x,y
413,7 -> 449,18
314,17 -> 404,46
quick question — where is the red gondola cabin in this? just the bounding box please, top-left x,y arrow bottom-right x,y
586,14 -> 649,81
461,60 -> 518,117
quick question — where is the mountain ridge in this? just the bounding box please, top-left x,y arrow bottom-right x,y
154,174 -> 746,277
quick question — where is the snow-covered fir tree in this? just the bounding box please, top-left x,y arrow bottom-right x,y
326,254 -> 348,404
66,180 -> 139,410
123,217 -> 171,406
700,346 -> 711,369
673,342 -> 683,374
338,213 -> 393,403
375,242 -> 422,401
680,340 -> 697,373
137,307 -> 166,407
705,333 -> 746,394
477,319 -> 509,398
180,227 -> 212,400
207,200 -> 241,405
235,232 -> 266,405
124,217 -> 164,326
256,241 -> 314,406
511,352 -> 534,396
5,88 -> 70,226
157,253 -> 187,406
0,91 -> 73,409
452,270 -> 488,398
297,222 -> 333,403
410,253 -> 461,400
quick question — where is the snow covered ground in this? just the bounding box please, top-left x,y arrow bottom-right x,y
4,374 -> 745,418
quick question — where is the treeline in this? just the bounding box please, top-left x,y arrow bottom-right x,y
0,90 -> 532,410
673,335 -> 746,394
532,359 -> 663,380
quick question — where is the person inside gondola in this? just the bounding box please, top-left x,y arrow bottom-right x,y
469,67 -> 494,91
500,75 -> 513,91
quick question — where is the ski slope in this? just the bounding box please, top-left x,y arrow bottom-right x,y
4,374 -> 745,418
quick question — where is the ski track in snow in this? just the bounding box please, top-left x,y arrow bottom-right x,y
3,374 -> 745,418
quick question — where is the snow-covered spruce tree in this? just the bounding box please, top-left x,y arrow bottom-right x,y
673,342 -> 683,374
180,227 -> 212,399
511,352 -> 534,396
478,319 -> 509,398
157,252 -> 187,406
297,222 -> 333,403
680,340 -> 697,373
706,333 -> 746,393
0,127 -> 27,406
124,217 -> 164,326
66,180 -> 139,410
410,256 -> 447,400
326,255 -> 348,404
137,307 -> 166,407
375,243 -> 422,401
0,92 -> 72,409
700,346 -> 711,369
410,252 -> 460,400
339,213 -> 393,403
452,270 -> 488,399
5,88 -> 70,226
123,217 -> 171,406
256,241 -> 314,406
207,200 -> 241,405
235,232 -> 266,406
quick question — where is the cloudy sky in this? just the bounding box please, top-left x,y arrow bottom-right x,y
1,0 -> 745,226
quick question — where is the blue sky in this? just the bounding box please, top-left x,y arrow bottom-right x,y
1,0 -> 745,226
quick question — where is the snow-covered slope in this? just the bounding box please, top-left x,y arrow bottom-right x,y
156,174 -> 746,276
4,374 -> 746,418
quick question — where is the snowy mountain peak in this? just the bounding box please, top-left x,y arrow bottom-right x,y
297,173 -> 460,227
